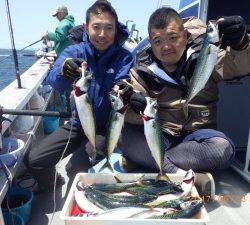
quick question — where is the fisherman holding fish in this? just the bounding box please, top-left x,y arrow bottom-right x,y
25,0 -> 134,193
122,7 -> 250,198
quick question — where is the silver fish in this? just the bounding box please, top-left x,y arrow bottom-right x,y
141,97 -> 170,181
183,21 -> 219,118
99,91 -> 127,172
73,67 -> 97,163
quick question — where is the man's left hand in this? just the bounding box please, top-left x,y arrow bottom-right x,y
218,16 -> 248,50
113,79 -> 133,104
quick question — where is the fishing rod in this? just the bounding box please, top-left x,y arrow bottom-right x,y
5,0 -> 21,88
0,38 -> 42,64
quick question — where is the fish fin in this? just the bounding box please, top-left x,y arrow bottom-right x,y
136,174 -> 146,186
156,172 -> 171,182
114,175 -> 123,183
85,94 -> 91,104
99,160 -> 114,173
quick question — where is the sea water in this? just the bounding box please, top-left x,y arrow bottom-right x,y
0,49 -> 36,90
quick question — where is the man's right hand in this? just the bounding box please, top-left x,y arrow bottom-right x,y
61,58 -> 84,79
130,92 -> 147,114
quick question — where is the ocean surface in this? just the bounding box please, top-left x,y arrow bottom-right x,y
0,49 -> 37,90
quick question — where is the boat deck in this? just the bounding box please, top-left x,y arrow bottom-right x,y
25,149 -> 250,225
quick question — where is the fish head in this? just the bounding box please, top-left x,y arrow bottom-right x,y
179,199 -> 203,210
206,21 -> 219,44
81,71 -> 93,92
143,97 -> 157,117
109,91 -> 124,110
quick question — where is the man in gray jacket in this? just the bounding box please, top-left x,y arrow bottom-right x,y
122,7 -> 250,198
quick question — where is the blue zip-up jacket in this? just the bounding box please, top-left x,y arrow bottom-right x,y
46,22 -> 134,129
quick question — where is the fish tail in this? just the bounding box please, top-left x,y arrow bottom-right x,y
99,159 -> 114,173
183,102 -> 189,119
156,171 -> 171,182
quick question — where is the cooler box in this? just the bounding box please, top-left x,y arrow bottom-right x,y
60,173 -> 209,225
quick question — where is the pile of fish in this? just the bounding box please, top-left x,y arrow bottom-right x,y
74,170 -> 204,219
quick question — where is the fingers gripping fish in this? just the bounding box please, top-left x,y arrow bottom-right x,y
183,21 -> 220,118
141,97 -> 170,181
73,63 -> 98,163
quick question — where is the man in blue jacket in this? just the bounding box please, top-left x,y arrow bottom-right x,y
25,0 -> 134,192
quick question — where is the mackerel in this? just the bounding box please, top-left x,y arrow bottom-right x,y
141,97 -> 169,181
73,66 -> 97,163
99,91 -> 127,172
82,185 -> 157,209
183,21 -> 220,118
148,200 -> 203,219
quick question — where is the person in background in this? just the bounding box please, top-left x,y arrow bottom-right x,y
42,5 -> 75,56
67,25 -> 86,44
25,0 -> 134,193
121,7 -> 250,198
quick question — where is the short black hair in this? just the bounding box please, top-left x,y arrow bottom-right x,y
148,7 -> 184,35
86,0 -> 118,24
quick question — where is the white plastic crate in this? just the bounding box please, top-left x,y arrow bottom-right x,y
60,173 -> 209,225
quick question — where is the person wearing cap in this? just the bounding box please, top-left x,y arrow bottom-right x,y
42,5 -> 75,56
25,0 -> 134,193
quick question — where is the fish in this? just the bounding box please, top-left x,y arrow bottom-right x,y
79,184 -> 157,209
73,66 -> 97,163
141,97 -> 170,181
148,200 -> 203,219
183,21 -> 220,118
145,197 -> 189,209
91,177 -> 182,195
79,207 -> 158,219
149,169 -> 195,202
99,91 -> 127,172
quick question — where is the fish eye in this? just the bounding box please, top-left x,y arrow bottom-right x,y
207,26 -> 213,33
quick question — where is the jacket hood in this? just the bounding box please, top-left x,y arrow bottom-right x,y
82,21 -> 129,47
64,15 -> 75,23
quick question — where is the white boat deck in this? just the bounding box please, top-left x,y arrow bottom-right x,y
26,149 -> 250,225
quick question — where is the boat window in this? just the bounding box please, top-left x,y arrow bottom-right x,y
178,0 -> 200,18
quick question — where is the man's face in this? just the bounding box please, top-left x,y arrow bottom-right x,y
56,12 -> 66,21
149,19 -> 188,72
86,12 -> 116,51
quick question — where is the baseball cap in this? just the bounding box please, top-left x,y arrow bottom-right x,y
52,5 -> 68,16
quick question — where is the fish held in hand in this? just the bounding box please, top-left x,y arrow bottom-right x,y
183,21 -> 220,118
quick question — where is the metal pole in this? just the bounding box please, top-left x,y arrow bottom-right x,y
0,108 -> 71,118
5,0 -> 22,88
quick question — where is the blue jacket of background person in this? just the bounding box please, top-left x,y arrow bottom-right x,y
46,22 -> 135,130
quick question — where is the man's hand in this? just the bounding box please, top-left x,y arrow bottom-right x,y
114,79 -> 133,104
130,92 -> 147,114
218,16 -> 248,50
42,32 -> 49,44
61,58 -> 85,79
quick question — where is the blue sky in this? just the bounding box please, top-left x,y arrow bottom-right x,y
0,0 -> 180,49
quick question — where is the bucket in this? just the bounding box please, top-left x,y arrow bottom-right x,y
12,116 -> 34,134
0,138 -> 24,168
2,187 -> 33,224
3,212 -> 24,225
29,91 -> 45,110
43,116 -> 60,134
